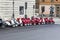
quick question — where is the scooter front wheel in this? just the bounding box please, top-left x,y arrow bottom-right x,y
2,25 -> 5,28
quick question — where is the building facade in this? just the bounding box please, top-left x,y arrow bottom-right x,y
0,0 -> 35,19
36,0 -> 60,17
0,0 -> 60,19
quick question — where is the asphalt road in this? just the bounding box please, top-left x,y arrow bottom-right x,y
0,24 -> 60,40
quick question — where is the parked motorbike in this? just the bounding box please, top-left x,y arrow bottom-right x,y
21,18 -> 27,26
44,18 -> 49,24
34,18 -> 44,25
31,18 -> 37,25
21,18 -> 31,26
16,18 -> 23,26
49,18 -> 55,24
25,18 -> 31,26
10,18 -> 19,27
39,18 -> 44,24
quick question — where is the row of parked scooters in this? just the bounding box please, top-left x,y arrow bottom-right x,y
0,17 -> 55,28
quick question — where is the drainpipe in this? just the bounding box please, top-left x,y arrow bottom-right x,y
33,5 -> 35,17
12,0 -> 15,19
25,2 -> 27,18
38,0 -> 40,18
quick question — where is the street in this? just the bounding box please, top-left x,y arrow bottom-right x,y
0,24 -> 60,40
0,0 -> 60,40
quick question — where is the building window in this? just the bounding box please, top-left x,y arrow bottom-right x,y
42,0 -> 45,2
35,0 -> 39,9
57,7 -> 59,9
19,6 -> 24,15
51,0 -> 54,2
41,6 -> 45,13
35,3 -> 39,9
56,0 -> 58,1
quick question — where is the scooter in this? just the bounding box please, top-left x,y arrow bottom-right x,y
34,18 -> 40,25
4,20 -> 12,27
44,18 -> 49,24
21,18 -> 27,26
39,18 -> 44,24
49,18 -> 55,24
17,18 -> 23,26
3,18 -> 12,28
31,18 -> 37,25
10,18 -> 19,27
25,18 -> 31,26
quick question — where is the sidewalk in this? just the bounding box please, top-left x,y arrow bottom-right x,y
53,18 -> 60,24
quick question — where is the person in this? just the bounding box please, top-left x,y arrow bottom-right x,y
50,6 -> 54,17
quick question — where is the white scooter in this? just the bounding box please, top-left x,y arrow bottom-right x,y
10,18 -> 19,27
4,18 -> 12,27
4,20 -> 12,27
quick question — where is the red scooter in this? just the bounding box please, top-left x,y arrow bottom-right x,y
35,18 -> 44,25
31,18 -> 44,25
39,18 -> 44,24
21,18 -> 27,26
21,18 -> 31,26
35,18 -> 40,25
31,18 -> 37,25
49,18 -> 55,24
25,18 -> 31,26
44,18 -> 49,24
16,18 -> 23,26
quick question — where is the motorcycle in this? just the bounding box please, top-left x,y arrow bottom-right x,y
21,18 -> 27,26
49,18 -> 55,24
31,18 -> 37,25
44,18 -> 49,24
10,18 -> 19,27
17,18 -> 23,26
39,18 -> 44,24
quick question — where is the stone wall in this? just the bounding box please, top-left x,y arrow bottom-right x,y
0,0 -> 35,19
